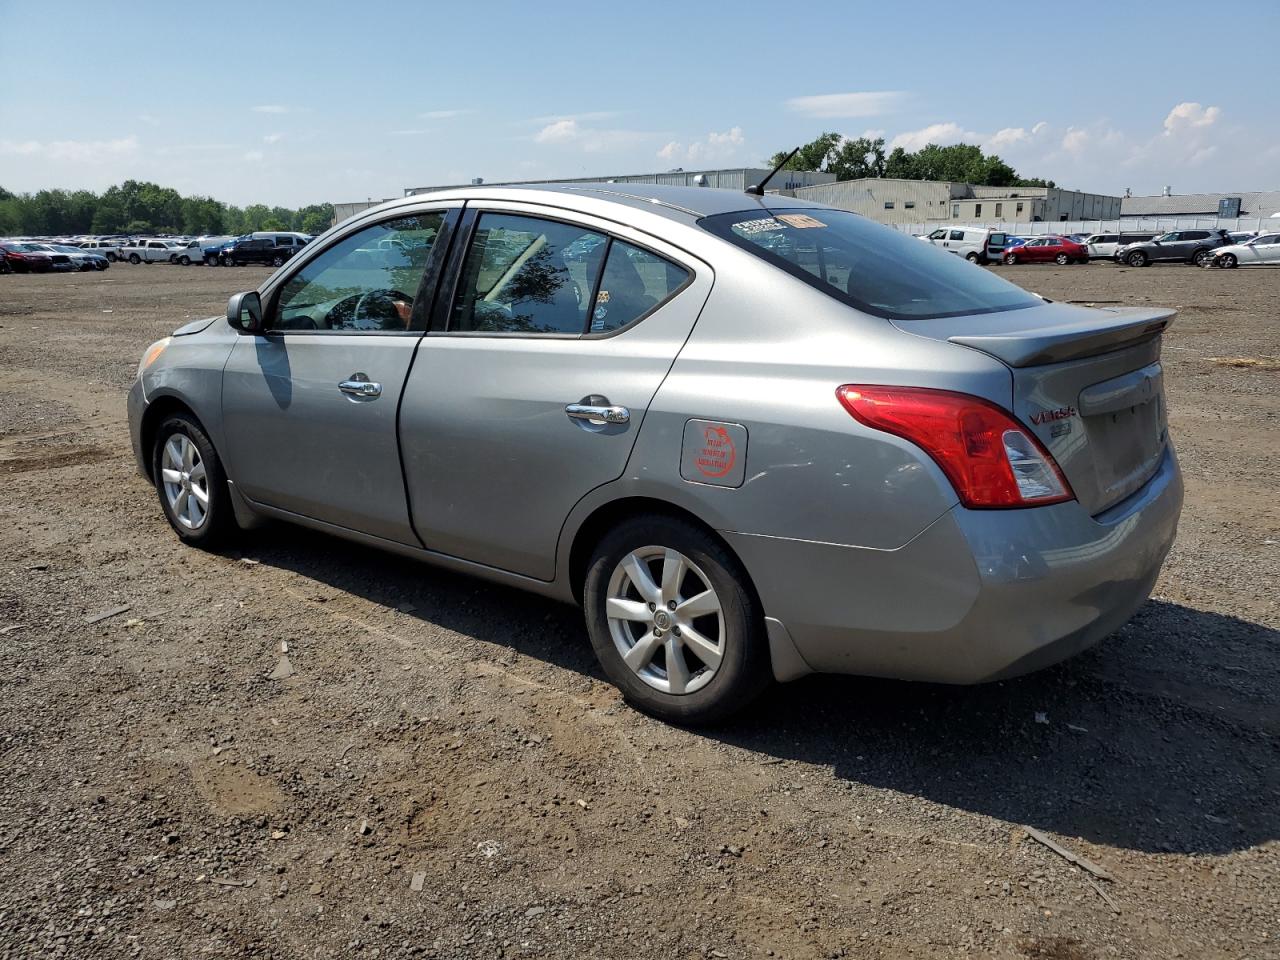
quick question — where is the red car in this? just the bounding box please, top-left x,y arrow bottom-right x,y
0,241 -> 61,273
1002,236 -> 1088,265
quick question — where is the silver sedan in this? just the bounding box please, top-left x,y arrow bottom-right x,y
129,184 -> 1182,723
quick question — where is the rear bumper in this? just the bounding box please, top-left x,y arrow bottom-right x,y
726,445 -> 1183,684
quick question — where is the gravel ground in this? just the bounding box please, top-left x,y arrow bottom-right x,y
0,261 -> 1276,960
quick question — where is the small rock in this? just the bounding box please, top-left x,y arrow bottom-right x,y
525,906 -> 546,918
1034,711 -> 1049,725
359,819 -> 372,836
153,900 -> 177,911
410,871 -> 426,892
268,655 -> 295,681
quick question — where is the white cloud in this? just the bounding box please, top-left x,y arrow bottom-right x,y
534,119 -> 580,144
0,135 -> 139,163
1163,102 -> 1220,135
252,104 -> 289,114
888,122 -> 973,152
786,91 -> 908,118
532,117 -> 656,153
657,126 -> 746,166
419,109 -> 469,120
1032,121 -> 1048,135
986,126 -> 1030,150
263,133 -> 283,144
526,111 -> 618,126
1061,127 -> 1090,154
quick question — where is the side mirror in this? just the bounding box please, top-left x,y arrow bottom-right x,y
227,291 -> 263,333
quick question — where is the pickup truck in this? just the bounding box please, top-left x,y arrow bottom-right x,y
121,239 -> 183,264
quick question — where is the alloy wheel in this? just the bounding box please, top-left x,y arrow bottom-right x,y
605,546 -> 724,695
160,434 -> 209,531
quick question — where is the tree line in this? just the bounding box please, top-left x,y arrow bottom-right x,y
768,133 -> 1054,188
0,181 -> 334,237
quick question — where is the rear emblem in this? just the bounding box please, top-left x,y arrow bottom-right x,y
1030,406 -> 1076,425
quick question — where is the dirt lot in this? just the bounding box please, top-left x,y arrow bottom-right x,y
0,261 -> 1277,960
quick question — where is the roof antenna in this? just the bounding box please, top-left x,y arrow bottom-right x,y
746,147 -> 798,196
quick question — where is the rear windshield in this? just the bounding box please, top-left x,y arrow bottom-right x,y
699,208 -> 1039,320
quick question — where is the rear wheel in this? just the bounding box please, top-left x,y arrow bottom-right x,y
1192,248 -> 1213,267
271,255 -> 284,267
152,414 -> 235,548
583,515 -> 770,725
965,252 -> 980,263
128,253 -> 141,265
106,252 -> 118,262
1218,253 -> 1238,268
1055,252 -> 1070,265
1126,250 -> 1149,267
179,255 -> 191,265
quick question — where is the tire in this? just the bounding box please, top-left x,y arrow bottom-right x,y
107,253 -> 118,262
583,515 -> 771,725
151,413 -> 236,549
965,252 -> 980,263
222,257 -> 234,266
1055,253 -> 1070,265
205,256 -> 217,266
1218,253 -> 1238,269
271,255 -> 284,267
1192,248 -> 1213,267
1004,253 -> 1018,265
129,253 -> 141,265
1126,250 -> 1148,267
179,255 -> 191,266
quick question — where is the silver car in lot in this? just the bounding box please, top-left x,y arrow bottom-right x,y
128,184 -> 1183,723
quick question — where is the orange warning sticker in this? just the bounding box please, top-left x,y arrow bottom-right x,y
776,213 -> 827,229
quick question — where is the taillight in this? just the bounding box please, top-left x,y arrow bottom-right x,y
836,385 -> 1073,509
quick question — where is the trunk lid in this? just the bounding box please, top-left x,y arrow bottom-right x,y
896,301 -> 1174,515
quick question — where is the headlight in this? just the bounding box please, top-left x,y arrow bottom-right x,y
137,337 -> 171,379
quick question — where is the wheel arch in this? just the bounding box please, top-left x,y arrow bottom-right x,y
138,394 -> 204,482
565,496 -> 761,614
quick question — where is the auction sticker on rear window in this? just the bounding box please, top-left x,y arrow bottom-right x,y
680,420 -> 748,488
732,217 -> 785,235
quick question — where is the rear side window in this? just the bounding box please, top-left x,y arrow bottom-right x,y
591,241 -> 689,333
700,208 -> 1039,321
450,214 -> 606,334
949,230 -> 965,241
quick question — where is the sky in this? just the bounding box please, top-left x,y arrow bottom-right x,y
2,1 -> 1278,208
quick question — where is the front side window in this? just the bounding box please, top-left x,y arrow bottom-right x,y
273,213 -> 443,332
1254,234 -> 1280,245
450,214 -> 606,334
949,230 -> 965,241
590,241 -> 690,333
928,229 -> 947,240
701,208 -> 1039,321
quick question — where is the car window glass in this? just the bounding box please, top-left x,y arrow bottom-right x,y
1256,234 -> 1280,245
590,241 -> 689,333
949,230 -> 964,241
703,209 -> 1039,321
273,213 -> 443,333
450,214 -> 606,335
928,229 -> 946,239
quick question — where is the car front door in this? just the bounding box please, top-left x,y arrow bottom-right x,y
398,205 -> 711,580
220,206 -> 461,544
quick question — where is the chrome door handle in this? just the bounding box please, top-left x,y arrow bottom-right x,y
566,403 -> 629,425
339,377 -> 382,399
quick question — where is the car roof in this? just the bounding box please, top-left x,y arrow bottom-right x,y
365,182 -> 822,226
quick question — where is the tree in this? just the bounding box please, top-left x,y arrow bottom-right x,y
260,217 -> 288,231
773,134 -> 1048,187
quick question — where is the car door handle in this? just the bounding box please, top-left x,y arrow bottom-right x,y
566,402 -> 629,425
339,377 -> 382,400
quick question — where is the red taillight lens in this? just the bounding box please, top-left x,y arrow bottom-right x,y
836,385 -> 1073,509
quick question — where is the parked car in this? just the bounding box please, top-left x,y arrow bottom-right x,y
0,240 -> 69,272
1208,232 -> 1280,268
128,185 -> 1183,723
1116,229 -> 1232,267
219,237 -> 297,267
78,239 -> 126,261
919,226 -> 1007,264
1082,233 -> 1156,260
1226,231 -> 1258,245
45,243 -> 110,271
1002,236 -> 1088,264
170,239 -> 217,265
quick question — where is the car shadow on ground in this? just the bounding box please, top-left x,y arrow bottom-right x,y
244,525 -> 1279,858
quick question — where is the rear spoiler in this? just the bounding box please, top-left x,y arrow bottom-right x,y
947,307 -> 1176,368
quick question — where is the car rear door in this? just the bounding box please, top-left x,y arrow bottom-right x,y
220,206 -> 461,544
398,203 -> 712,581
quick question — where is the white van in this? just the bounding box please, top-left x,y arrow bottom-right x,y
919,226 -> 1007,264
249,231 -> 311,251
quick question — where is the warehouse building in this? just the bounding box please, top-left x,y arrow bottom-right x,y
790,178 -> 1122,225
333,167 -> 836,225
1119,189 -> 1280,222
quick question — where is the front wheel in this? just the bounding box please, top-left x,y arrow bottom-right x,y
1126,251 -> 1149,267
152,414 -> 236,548
583,515 -> 771,725
1217,253 -> 1238,268
1004,253 -> 1018,265
271,255 -> 284,267
1192,248 -> 1214,267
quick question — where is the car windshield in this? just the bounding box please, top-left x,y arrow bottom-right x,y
699,208 -> 1040,320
